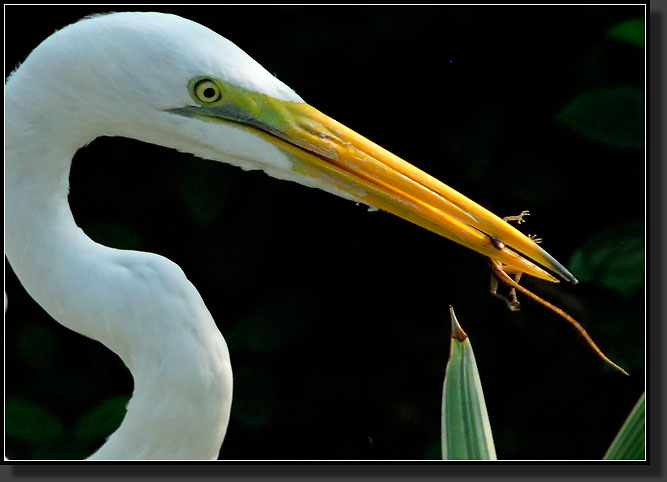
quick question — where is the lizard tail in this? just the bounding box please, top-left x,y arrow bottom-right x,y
489,260 -> 629,376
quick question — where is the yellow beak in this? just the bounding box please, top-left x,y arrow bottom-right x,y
173,83 -> 577,283
264,102 -> 576,283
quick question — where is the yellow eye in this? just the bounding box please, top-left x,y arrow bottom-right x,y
193,79 -> 221,103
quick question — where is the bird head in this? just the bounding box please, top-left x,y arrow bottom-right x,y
10,11 -> 576,283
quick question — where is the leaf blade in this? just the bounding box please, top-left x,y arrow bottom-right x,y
608,18 -> 645,48
5,397 -> 64,443
73,395 -> 131,442
568,221 -> 645,298
603,392 -> 645,460
556,87 -> 644,150
441,307 -> 497,460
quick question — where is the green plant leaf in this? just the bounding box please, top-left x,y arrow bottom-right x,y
441,307 -> 497,460
608,19 -> 645,48
569,221 -> 644,298
603,392 -> 645,460
5,397 -> 64,443
73,395 -> 130,442
556,87 -> 644,150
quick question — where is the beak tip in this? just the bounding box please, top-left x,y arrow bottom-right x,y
558,266 -> 578,284
535,245 -> 578,284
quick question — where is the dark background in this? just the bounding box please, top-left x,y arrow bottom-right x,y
4,5 -> 645,461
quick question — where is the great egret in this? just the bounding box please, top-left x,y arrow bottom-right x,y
5,12 -> 577,460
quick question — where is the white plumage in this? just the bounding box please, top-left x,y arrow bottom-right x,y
5,12 -> 305,460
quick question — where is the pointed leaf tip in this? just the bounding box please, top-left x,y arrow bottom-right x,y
442,308 -> 497,460
449,305 -> 468,342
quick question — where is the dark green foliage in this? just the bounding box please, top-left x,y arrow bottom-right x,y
5,398 -> 64,443
608,18 -> 645,47
556,87 -> 644,150
73,395 -> 131,443
569,221 -> 644,298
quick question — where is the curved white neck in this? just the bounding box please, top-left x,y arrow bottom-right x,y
6,86 -> 233,460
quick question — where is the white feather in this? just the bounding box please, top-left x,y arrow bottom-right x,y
5,11 -> 319,460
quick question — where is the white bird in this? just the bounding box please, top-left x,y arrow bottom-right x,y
5,12 -> 577,460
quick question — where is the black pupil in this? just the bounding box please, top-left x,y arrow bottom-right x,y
203,87 -> 216,99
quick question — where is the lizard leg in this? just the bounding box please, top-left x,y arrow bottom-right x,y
489,261 -> 522,311
489,211 -> 535,311
502,210 -> 530,224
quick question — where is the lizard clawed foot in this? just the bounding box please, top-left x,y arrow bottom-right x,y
502,211 -> 542,243
489,268 -> 522,312
503,210 -> 530,224
490,291 -> 522,311
496,295 -> 521,311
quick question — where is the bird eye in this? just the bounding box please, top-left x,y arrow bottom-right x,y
193,79 -> 221,103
